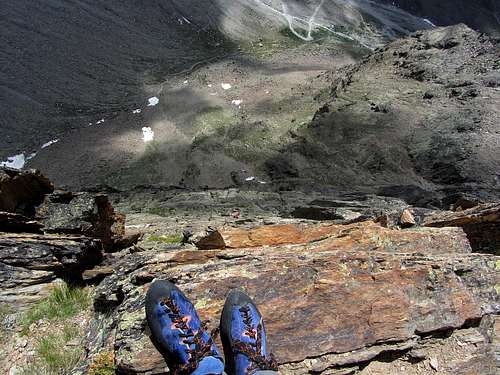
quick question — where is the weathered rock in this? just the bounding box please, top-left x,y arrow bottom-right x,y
424,204 -> 500,255
36,192 -> 127,251
0,233 -> 102,306
79,220 -> 498,374
195,221 -> 472,254
195,222 -> 348,249
400,208 -> 417,228
0,168 -> 53,215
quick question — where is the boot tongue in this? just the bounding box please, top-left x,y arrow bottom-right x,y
191,356 -> 224,375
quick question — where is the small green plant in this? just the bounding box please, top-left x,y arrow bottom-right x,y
88,351 -> 116,375
21,283 -> 90,334
147,234 -> 183,244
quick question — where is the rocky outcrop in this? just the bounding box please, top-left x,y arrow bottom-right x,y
79,219 -> 499,374
0,233 -> 101,306
0,168 -> 53,215
36,191 -> 126,251
0,168 -> 137,307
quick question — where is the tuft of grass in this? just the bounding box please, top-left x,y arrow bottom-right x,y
147,234 -> 183,244
88,351 -> 116,375
0,304 -> 12,343
35,326 -> 82,374
21,283 -> 90,334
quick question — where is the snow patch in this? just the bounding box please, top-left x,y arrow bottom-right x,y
183,80 -> 188,84
142,127 -> 155,142
245,176 -> 256,182
41,139 -> 59,149
96,118 -> 105,125
231,99 -> 242,106
221,83 -> 232,90
1,154 -> 26,169
132,109 -> 142,114
26,152 -> 37,160
147,97 -> 160,107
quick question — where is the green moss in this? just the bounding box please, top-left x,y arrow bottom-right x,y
147,234 -> 184,244
21,283 -> 90,334
88,351 -> 116,375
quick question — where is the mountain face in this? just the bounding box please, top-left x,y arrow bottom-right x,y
1,1 -> 499,202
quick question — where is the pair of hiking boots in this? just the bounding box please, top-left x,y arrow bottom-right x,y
146,280 -> 278,375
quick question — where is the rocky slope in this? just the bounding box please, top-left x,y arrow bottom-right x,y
9,24 -> 497,207
264,24 -> 500,201
2,2 -> 499,194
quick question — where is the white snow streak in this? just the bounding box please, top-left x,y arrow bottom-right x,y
41,139 -> 59,149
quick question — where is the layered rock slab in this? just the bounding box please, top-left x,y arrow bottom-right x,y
0,233 -> 102,306
83,221 -> 499,374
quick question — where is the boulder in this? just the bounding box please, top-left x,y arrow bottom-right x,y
424,204 -> 500,255
36,191 -> 126,251
0,168 -> 53,215
78,220 -> 499,374
400,208 -> 417,228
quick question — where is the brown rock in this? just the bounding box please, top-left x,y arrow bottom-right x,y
400,209 -> 417,228
195,222 -> 347,249
196,221 -> 472,254
424,204 -> 500,254
0,168 -> 53,215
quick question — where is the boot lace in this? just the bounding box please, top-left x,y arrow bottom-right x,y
161,298 -> 219,375
233,305 -> 279,373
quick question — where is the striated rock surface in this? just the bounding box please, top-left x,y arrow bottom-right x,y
79,219 -> 499,374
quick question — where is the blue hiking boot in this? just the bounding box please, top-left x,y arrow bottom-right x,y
146,280 -> 224,375
220,290 -> 278,375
